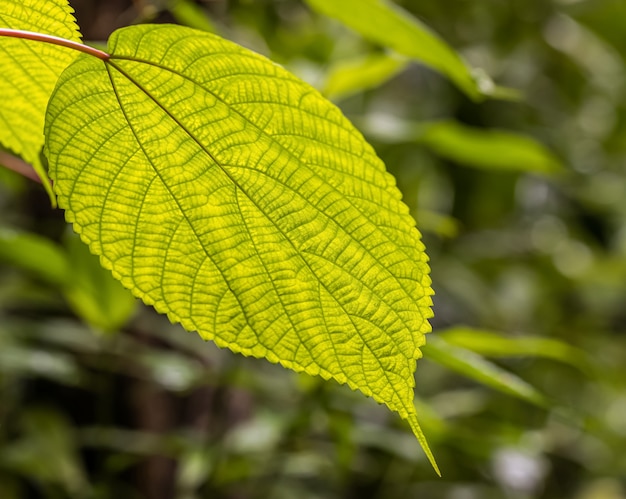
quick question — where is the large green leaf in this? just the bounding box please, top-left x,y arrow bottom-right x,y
44,24 -> 437,471
304,0 -> 481,100
0,0 -> 81,204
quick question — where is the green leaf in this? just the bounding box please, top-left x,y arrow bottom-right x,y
0,0 -> 81,204
323,53 -> 408,101
439,327 -> 593,374
0,226 -> 135,331
44,24 -> 437,471
169,0 -> 216,33
304,0 -> 482,100
62,232 -> 137,333
0,226 -> 69,285
422,336 -> 548,407
418,121 -> 563,174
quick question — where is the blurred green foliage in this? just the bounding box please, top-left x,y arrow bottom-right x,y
1,0 -> 626,497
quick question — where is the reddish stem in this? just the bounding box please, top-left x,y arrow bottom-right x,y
0,28 -> 109,60
0,152 -> 42,183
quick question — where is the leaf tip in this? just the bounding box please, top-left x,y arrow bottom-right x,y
406,412 -> 441,476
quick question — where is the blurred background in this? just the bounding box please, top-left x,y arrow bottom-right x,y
1,0 -> 626,497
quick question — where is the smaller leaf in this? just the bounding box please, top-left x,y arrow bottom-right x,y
62,232 -> 136,333
417,121 -> 563,175
0,0 -> 82,204
422,336 -> 548,407
439,327 -> 593,375
169,0 -> 216,33
0,226 -> 69,285
304,0 -> 482,99
323,53 -> 407,100
0,227 -> 135,331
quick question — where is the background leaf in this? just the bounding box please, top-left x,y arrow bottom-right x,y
0,226 -> 69,285
303,0 -> 482,100
417,121 -> 563,174
0,226 -> 135,331
61,231 -> 137,333
45,24 -> 436,470
0,0 -> 81,204
322,53 -> 408,101
169,0 -> 216,33
438,327 -> 593,374
422,336 -> 548,407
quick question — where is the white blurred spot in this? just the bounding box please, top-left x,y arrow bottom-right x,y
492,447 -> 548,495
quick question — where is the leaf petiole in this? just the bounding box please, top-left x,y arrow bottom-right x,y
0,28 -> 109,60
0,151 -> 42,183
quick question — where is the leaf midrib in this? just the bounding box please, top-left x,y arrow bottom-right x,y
103,61 -> 255,336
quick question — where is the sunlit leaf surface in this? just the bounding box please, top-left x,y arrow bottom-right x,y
0,0 -> 81,203
45,24 -> 437,471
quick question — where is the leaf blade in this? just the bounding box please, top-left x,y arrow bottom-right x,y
45,24 -> 437,471
0,0 -> 81,203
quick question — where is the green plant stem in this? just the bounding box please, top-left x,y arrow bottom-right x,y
0,28 -> 110,60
